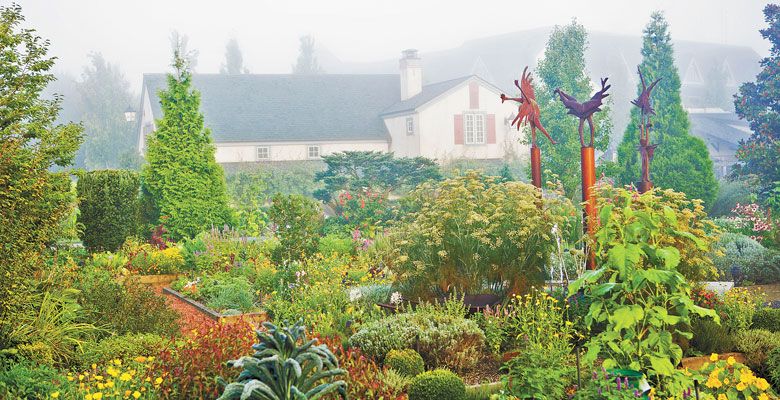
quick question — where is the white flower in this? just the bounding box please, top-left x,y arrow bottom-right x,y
349,288 -> 363,302
390,291 -> 404,305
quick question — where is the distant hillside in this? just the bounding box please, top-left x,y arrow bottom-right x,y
320,28 -> 761,151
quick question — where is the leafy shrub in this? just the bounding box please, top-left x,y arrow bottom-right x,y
385,349 -> 425,377
0,362 -> 70,400
76,169 -> 140,252
753,308 -> 780,332
76,269 -> 179,337
205,281 -> 255,313
736,329 -> 780,375
689,318 -> 736,354
407,369 -> 465,400
330,189 -> 390,240
386,172 -> 570,299
181,227 -> 274,274
742,249 -> 780,284
218,320 -> 347,400
318,233 -> 355,257
77,333 -> 166,369
350,302 -> 486,371
67,355 -> 162,399
502,345 -> 573,400
768,347 -> 780,390
711,232 -> 766,279
268,193 -> 323,262
709,179 -> 753,217
154,319 -> 256,400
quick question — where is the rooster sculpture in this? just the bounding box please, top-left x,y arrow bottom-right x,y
500,66 -> 556,147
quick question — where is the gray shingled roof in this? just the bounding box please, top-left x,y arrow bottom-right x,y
142,73 -> 400,143
381,75 -> 472,115
689,111 -> 751,156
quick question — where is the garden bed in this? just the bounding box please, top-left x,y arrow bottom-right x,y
163,287 -> 266,324
117,273 -> 182,286
680,352 -> 747,370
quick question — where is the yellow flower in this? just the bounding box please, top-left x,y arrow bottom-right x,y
93,393 -> 103,400
105,380 -> 114,389
67,376 -> 74,382
85,395 -> 92,400
710,353 -> 719,362
97,382 -> 104,390
120,372 -> 132,382
132,391 -> 141,399
740,369 -> 756,385
94,375 -> 103,381
759,394 -> 769,400
113,359 -> 122,366
134,356 -> 147,363
155,377 -> 163,385
124,390 -> 132,397
147,357 -> 154,362
78,374 -> 84,381
737,382 -> 748,391
718,395 -> 727,400
91,363 -> 97,370
756,378 -> 770,391
727,356 -> 736,365
51,392 -> 60,398
107,366 -> 118,378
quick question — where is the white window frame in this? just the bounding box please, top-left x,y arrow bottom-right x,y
256,146 -> 270,161
307,145 -> 321,159
406,117 -> 414,135
464,112 -> 486,145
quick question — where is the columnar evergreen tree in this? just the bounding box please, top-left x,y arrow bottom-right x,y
77,52 -> 137,169
0,4 -> 83,345
614,11 -> 717,206
292,35 -> 323,74
220,38 -> 248,74
733,4 -> 780,212
535,20 -> 612,198
141,35 -> 232,239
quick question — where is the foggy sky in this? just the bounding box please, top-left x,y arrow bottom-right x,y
14,0 -> 774,90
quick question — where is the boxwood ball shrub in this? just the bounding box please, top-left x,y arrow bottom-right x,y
76,169 -> 140,252
753,308 -> 780,332
407,369 -> 465,400
385,171 -> 571,299
385,349 -> 425,377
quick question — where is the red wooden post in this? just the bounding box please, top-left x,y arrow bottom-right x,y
530,146 -> 542,189
581,146 -> 597,270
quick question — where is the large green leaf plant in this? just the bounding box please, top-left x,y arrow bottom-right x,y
570,185 -> 719,394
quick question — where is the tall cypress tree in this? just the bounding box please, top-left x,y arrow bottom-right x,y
615,11 -> 717,206
733,4 -> 780,212
141,36 -> 232,239
535,20 -> 612,198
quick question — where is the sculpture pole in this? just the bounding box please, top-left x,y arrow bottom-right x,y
555,78 -> 611,270
501,67 -> 556,190
632,67 -> 661,194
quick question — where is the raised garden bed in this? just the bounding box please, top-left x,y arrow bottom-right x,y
680,352 -> 747,370
117,273 -> 182,286
163,286 -> 266,324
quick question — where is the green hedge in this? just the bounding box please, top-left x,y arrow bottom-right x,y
77,170 -> 140,252
407,369 -> 465,400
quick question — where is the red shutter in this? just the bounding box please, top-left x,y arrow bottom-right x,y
487,114 -> 496,144
454,114 -> 464,144
469,82 -> 479,109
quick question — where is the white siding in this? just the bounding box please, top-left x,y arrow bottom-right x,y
214,141 -> 389,163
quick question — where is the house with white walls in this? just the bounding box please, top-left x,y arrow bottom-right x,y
136,50 -> 523,164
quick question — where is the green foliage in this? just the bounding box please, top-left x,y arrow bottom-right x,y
349,300 -> 486,371
386,172 -> 569,299
177,272 -> 256,313
76,269 -> 179,337
0,3 -> 83,347
121,238 -> 184,275
722,287 -> 763,333
534,20 -> 612,197
269,194 -> 323,262
218,320 -> 347,400
7,289 -> 100,367
501,346 -> 573,400
292,35 -> 324,74
407,369 -> 466,400
733,5 -> 780,211
385,349 -> 425,377
76,52 -> 137,169
141,38 -> 232,240
314,151 -> 441,201
736,329 -> 780,374
614,11 -> 717,206
0,362 -> 70,400
570,184 -> 719,391
181,227 -> 275,274
710,179 -> 754,217
76,169 -> 140,252
768,347 -> 780,390
13,342 -> 55,366
225,170 -> 268,236
77,333 -> 165,369
318,233 -> 354,257
711,232 -> 767,278
689,318 -> 736,355
753,308 -> 780,332
741,249 -> 780,284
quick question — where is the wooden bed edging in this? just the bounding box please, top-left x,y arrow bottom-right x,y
162,287 -> 266,323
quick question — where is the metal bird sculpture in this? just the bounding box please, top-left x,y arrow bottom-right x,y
554,78 -> 611,147
631,67 -> 662,188
631,67 -> 661,117
500,66 -> 556,146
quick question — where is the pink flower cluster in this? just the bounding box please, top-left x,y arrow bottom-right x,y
731,203 -> 773,242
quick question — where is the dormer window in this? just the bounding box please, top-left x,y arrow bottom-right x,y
464,112 -> 486,144
307,145 -> 321,159
406,117 -> 414,135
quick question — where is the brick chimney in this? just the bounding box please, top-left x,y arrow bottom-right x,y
399,49 -> 422,101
